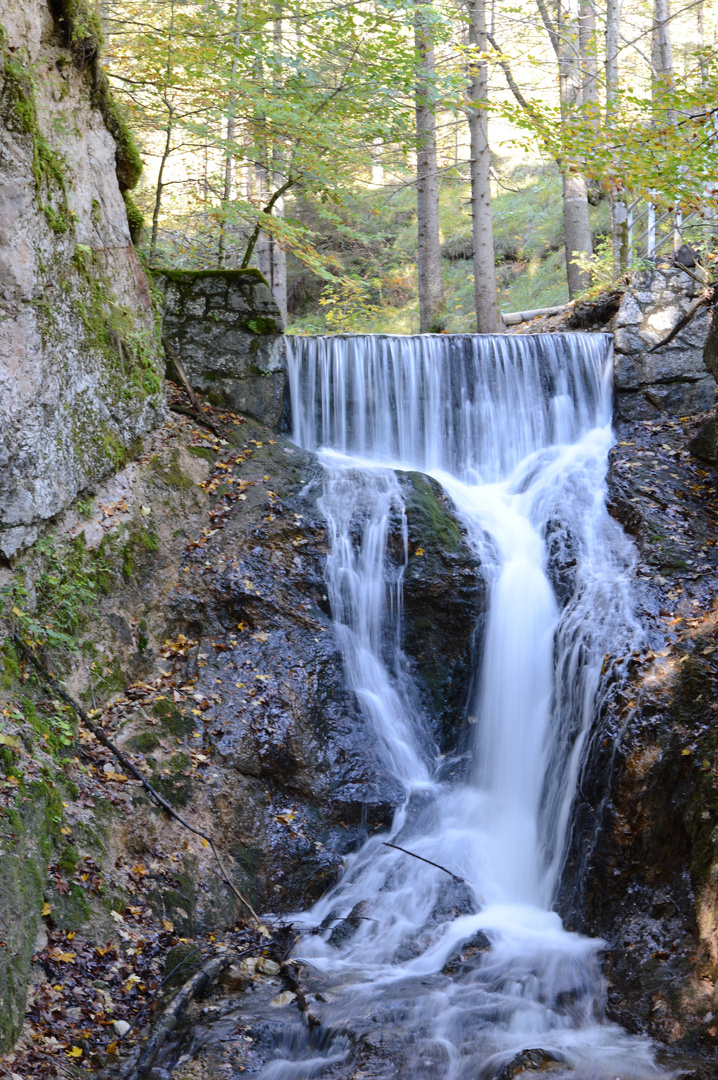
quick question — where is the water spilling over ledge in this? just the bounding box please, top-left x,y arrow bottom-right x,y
250,332 -> 664,1079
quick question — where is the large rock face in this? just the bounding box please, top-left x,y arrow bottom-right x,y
613,265 -> 716,420
559,410 -> 718,1060
159,269 -> 286,428
0,1 -> 164,559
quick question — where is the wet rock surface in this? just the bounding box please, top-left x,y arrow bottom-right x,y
394,471 -> 484,748
559,408 -> 718,1058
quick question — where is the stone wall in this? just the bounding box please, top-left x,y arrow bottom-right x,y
159,270 -> 286,429
0,1 -> 164,559
613,265 -> 717,420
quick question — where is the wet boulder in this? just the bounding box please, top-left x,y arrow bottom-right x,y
393,471 -> 485,749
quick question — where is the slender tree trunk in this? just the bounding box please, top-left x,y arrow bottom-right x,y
578,0 -> 598,107
256,4 -> 287,323
218,0 -> 242,267
465,0 -> 502,332
605,0 -> 625,268
554,0 -> 592,296
414,0 -> 444,333
150,0 -> 175,264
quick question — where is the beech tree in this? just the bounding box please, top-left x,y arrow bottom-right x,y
414,0 -> 445,332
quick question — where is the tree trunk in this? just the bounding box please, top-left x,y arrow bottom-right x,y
255,5 -> 287,323
562,171 -> 593,295
465,0 -> 502,332
414,0 -> 444,333
605,0 -> 625,268
578,0 -> 598,107
554,0 -> 592,296
218,0 -> 243,267
150,0 -> 175,264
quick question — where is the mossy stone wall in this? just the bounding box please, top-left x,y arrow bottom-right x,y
158,270 -> 286,429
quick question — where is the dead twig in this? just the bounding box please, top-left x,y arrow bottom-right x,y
11,635 -> 260,925
382,841 -> 468,885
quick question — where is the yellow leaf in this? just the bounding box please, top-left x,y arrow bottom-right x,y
67,1047 -> 83,1058
41,902 -> 51,916
11,606 -> 22,616
201,838 -> 210,848
162,919 -> 174,932
0,735 -> 21,749
60,826 -> 71,835
682,748 -> 692,756
414,548 -> 425,557
106,1042 -> 118,1055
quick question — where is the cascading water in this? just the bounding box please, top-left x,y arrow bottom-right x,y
260,333 -> 662,1079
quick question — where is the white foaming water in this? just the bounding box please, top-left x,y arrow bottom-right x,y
264,334 -> 662,1079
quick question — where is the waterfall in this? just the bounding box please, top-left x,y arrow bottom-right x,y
262,333 -> 661,1080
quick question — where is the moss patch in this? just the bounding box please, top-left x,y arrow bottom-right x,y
402,472 -> 463,554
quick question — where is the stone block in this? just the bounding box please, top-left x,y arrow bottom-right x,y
642,346 -> 706,384
158,269 -> 287,428
613,349 -> 643,390
644,377 -> 717,416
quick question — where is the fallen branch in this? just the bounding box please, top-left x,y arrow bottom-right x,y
163,336 -> 221,437
168,403 -> 221,437
122,950 -> 235,1080
646,288 -> 715,352
382,841 -> 467,884
501,304 -> 569,326
11,636 -> 260,925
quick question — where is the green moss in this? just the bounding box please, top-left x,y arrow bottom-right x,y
95,72 -> 142,192
150,451 -> 194,491
123,191 -> 144,244
187,446 -> 216,462
127,731 -> 160,753
57,843 -> 79,876
246,316 -> 279,335
49,0 -> 142,193
402,471 -> 463,554
0,796 -> 52,1051
120,523 -> 159,581
157,268 -> 266,286
152,753 -> 192,807
152,697 -> 193,737
1,48 -> 74,234
72,244 -> 162,399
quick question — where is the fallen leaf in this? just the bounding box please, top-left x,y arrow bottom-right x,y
162,918 -> 174,932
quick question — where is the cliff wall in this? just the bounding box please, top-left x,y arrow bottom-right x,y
0,0 -> 164,559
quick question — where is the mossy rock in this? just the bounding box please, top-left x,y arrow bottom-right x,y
401,471 -> 463,554
152,698 -> 193,736
127,731 -> 160,753
0,798 -> 52,1051
162,942 -> 204,992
